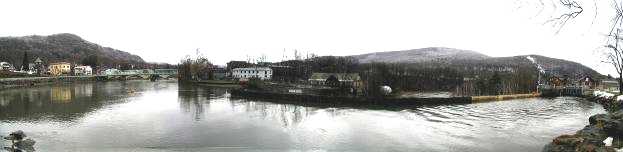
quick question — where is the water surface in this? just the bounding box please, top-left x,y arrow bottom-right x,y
0,81 -> 605,151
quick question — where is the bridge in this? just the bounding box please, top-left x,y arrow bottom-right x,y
96,69 -> 178,81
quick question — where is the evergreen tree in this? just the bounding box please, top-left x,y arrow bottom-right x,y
21,52 -> 28,71
488,72 -> 502,95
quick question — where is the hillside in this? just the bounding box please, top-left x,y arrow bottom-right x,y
0,33 -> 144,68
353,47 -> 491,63
351,47 -> 604,79
521,55 -> 603,78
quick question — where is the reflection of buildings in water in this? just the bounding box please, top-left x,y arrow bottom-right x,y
0,87 -> 50,107
271,103 -> 313,127
208,87 -> 228,98
74,83 -> 93,97
181,99 -> 204,121
177,85 -> 345,127
0,95 -> 9,107
26,88 -> 46,107
0,90 -> 19,107
178,95 -> 205,121
51,86 -> 72,103
1,82 -> 150,122
178,85 -> 208,121
236,100 -> 320,127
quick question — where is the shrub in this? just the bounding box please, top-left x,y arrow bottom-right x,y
247,78 -> 264,90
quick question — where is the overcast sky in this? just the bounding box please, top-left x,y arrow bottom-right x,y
0,0 -> 617,75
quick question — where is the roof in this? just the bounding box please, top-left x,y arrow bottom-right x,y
309,73 -> 361,81
75,65 -> 92,69
49,62 -> 71,65
34,57 -> 42,63
233,67 -> 271,71
579,75 -> 596,82
269,65 -> 292,68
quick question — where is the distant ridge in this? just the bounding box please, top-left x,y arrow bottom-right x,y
0,33 -> 144,67
350,47 -> 603,78
353,47 -> 490,63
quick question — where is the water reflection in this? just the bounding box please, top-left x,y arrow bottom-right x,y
0,82 -> 608,152
177,84 -> 228,121
50,86 -> 72,103
174,85 -> 606,151
0,81 -> 154,122
176,85 -> 604,132
177,84 -> 327,127
238,101 -> 317,127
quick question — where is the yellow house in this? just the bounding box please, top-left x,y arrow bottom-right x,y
48,62 -> 71,76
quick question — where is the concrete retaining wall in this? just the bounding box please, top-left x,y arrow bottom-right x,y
471,93 -> 540,102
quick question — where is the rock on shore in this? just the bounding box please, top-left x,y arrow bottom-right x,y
589,91 -> 623,113
543,110 -> 623,152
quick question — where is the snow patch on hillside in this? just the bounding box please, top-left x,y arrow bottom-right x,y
526,56 -> 545,73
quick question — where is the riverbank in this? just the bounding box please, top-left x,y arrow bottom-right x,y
191,80 -> 240,88
542,91 -> 623,152
230,89 -> 472,107
0,76 -> 97,90
0,76 -> 171,90
230,89 -> 546,108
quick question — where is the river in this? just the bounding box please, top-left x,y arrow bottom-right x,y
0,81 -> 606,151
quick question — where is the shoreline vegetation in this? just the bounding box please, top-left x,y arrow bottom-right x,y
227,79 -> 546,109
177,52 -> 546,98
192,80 -> 240,88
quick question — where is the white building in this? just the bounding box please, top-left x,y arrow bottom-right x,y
103,68 -> 120,75
74,65 -> 93,76
232,67 -> 272,80
0,62 -> 15,71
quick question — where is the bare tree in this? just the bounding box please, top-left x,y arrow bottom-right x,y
605,29 -> 623,93
540,0 -> 623,34
535,0 -> 623,93
600,0 -> 623,93
178,49 -> 213,81
259,54 -> 267,63
545,0 -> 584,33
294,49 -> 302,61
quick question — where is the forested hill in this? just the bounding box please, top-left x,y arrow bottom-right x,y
0,33 -> 144,68
353,47 -> 490,63
351,47 -> 604,79
520,55 -> 603,78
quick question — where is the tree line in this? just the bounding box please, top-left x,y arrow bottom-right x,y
188,55 -> 539,97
